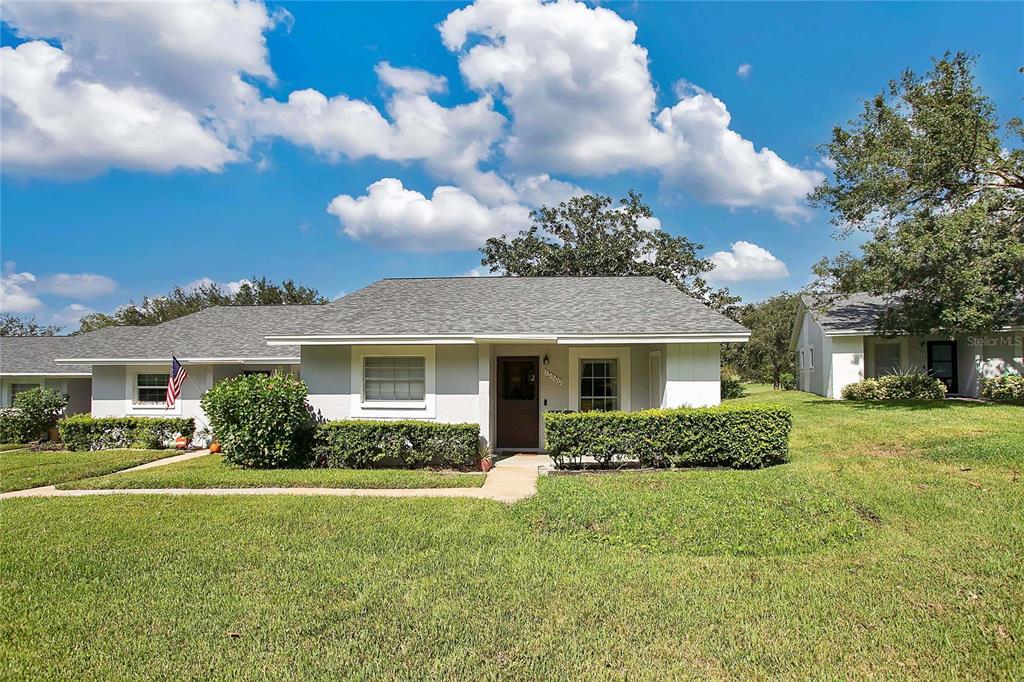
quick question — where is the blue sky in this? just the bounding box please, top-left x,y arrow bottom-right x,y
1,1 -> 1021,330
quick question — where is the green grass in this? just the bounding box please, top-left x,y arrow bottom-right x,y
0,449 -> 176,493
60,454 -> 486,490
0,443 -> 28,452
2,390 -> 1022,678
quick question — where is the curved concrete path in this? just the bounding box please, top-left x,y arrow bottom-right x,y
0,453 -> 552,504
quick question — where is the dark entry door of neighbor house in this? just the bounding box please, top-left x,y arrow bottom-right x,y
496,357 -> 540,450
927,341 -> 958,394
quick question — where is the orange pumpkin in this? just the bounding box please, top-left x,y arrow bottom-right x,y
209,442 -> 222,454
174,436 -> 188,449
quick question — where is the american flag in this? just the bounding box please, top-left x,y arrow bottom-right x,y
166,356 -> 188,408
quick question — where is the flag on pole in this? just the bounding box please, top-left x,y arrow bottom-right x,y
166,356 -> 188,408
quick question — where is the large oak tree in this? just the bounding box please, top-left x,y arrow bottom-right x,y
810,53 -> 1023,334
479,191 -> 739,312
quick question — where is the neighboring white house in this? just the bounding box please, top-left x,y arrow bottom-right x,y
3,277 -> 749,451
791,294 -> 1024,399
0,336 -> 92,414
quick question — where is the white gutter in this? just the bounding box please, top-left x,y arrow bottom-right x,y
0,372 -> 92,377
265,332 -> 750,346
55,357 -> 301,366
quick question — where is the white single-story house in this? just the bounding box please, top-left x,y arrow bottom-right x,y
2,277 -> 749,451
0,336 -> 92,413
791,293 -> 1024,399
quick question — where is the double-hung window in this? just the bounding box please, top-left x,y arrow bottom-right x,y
135,374 -> 169,404
579,359 -> 619,412
9,383 -> 39,406
363,356 -> 426,402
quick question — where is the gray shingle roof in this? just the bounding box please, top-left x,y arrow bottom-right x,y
269,277 -> 749,337
801,293 -> 900,334
54,306 -> 304,362
0,336 -> 90,375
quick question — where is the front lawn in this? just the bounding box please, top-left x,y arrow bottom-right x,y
2,390 -> 1022,678
61,454 -> 485,490
0,443 -> 28,452
0,449 -> 177,493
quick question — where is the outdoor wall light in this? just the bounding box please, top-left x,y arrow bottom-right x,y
543,354 -> 549,365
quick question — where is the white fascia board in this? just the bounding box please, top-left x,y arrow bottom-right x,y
266,332 -> 748,345
0,372 -> 91,377
556,334 -> 750,344
55,357 -> 300,365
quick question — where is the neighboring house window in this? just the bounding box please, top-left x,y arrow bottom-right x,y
242,370 -> 271,377
874,343 -> 901,377
10,383 -> 39,405
135,374 -> 169,404
808,348 -> 814,369
580,359 -> 619,412
363,356 -> 425,402
799,351 -> 805,369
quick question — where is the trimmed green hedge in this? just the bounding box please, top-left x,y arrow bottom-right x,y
58,415 -> 195,451
313,420 -> 480,469
841,373 -> 947,401
980,374 -> 1024,404
544,404 -> 792,469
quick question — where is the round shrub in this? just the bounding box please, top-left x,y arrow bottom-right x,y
200,373 -> 314,468
980,374 -> 1024,404
720,375 -> 745,400
0,387 -> 68,442
841,373 -> 947,400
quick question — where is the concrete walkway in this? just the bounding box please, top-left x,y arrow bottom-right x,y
0,453 -> 552,504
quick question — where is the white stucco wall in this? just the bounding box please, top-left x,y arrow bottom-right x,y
828,335 -> 865,399
663,343 -> 720,408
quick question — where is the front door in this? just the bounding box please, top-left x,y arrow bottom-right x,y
927,341 -> 958,394
496,357 -> 540,450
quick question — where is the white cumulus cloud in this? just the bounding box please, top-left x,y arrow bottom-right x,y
737,63 -> 752,79
327,178 -> 530,251
0,266 -> 42,313
183,277 -> 251,296
38,272 -> 117,298
708,241 -> 790,282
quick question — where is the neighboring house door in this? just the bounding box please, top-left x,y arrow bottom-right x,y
927,341 -> 959,394
873,342 -> 902,377
496,357 -> 540,450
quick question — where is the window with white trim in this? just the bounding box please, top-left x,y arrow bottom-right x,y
799,351 -> 805,369
10,383 -> 39,405
873,343 -> 901,377
135,374 -> 169,404
808,348 -> 814,369
363,356 -> 425,402
580,359 -> 619,412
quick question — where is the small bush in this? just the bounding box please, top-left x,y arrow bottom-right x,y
0,387 -> 68,443
779,372 -> 797,391
720,375 -> 745,400
544,404 -> 792,470
841,379 -> 882,400
200,372 -> 314,468
314,420 -> 480,469
842,373 -> 947,401
57,415 -> 195,451
981,374 -> 1024,404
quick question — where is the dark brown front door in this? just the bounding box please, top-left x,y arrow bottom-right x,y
927,340 -> 959,394
496,357 -> 539,449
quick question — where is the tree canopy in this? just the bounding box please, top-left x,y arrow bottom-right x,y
76,277 -> 327,334
479,191 -> 739,312
809,52 -> 1024,334
723,292 -> 800,388
0,314 -> 64,337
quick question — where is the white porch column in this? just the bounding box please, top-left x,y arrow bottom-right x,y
663,343 -> 720,408
477,343 -> 491,451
